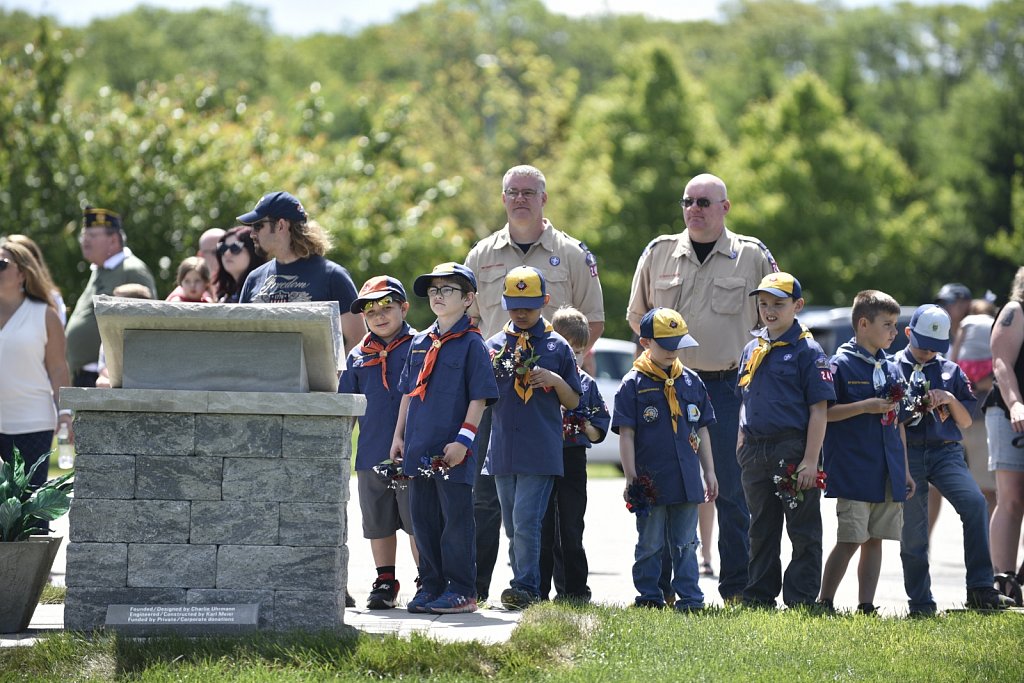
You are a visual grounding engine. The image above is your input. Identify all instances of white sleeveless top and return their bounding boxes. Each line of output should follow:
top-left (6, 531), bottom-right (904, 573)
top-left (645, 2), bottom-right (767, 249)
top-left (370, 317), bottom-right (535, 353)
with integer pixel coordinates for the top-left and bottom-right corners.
top-left (0, 299), bottom-right (57, 434)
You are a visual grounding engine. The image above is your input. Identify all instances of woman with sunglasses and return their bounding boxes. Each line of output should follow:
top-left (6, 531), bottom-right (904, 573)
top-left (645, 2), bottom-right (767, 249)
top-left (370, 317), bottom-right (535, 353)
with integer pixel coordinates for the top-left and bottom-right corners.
top-left (0, 238), bottom-right (71, 500)
top-left (214, 225), bottom-right (266, 303)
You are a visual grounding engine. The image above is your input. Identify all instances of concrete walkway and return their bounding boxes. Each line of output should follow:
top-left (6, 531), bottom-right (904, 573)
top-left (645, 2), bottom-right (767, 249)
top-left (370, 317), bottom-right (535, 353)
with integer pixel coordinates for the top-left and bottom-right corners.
top-left (2, 475), bottom-right (996, 647)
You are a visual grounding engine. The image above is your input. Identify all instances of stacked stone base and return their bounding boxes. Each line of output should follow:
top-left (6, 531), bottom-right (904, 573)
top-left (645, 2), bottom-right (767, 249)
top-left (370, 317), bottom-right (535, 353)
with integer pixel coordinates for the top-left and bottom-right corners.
top-left (61, 389), bottom-right (363, 632)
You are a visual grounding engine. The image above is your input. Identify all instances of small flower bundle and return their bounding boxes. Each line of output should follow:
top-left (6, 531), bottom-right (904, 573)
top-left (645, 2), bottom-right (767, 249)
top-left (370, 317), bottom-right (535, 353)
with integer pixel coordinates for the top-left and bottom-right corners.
top-left (490, 341), bottom-right (541, 381)
top-left (562, 405), bottom-right (601, 440)
top-left (372, 459), bottom-right (410, 490)
top-left (626, 474), bottom-right (658, 517)
top-left (418, 454), bottom-right (451, 480)
top-left (879, 380), bottom-right (906, 426)
top-left (772, 460), bottom-right (827, 510)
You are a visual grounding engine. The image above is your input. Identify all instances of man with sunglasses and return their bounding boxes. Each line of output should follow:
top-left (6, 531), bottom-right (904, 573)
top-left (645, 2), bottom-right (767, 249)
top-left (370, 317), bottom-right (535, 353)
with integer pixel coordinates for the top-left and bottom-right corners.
top-left (627, 172), bottom-right (779, 604)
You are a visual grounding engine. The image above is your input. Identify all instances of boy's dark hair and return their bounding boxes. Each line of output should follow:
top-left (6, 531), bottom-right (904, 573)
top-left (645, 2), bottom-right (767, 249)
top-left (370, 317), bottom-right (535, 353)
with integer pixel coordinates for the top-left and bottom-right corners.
top-left (435, 274), bottom-right (475, 297)
top-left (851, 290), bottom-right (900, 327)
top-left (551, 306), bottom-right (590, 348)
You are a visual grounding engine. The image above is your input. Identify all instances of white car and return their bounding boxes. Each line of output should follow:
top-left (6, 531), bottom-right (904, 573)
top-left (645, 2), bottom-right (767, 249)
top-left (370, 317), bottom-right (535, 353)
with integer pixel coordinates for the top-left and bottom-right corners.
top-left (581, 337), bottom-right (637, 466)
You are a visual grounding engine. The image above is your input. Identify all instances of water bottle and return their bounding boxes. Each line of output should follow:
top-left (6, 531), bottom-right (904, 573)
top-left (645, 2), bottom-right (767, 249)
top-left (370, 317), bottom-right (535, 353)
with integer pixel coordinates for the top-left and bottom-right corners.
top-left (57, 423), bottom-right (75, 470)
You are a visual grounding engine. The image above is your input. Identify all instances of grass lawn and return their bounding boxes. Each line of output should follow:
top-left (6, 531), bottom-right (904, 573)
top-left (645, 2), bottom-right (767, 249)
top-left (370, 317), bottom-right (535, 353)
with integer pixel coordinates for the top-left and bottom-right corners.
top-left (3, 603), bottom-right (1022, 682)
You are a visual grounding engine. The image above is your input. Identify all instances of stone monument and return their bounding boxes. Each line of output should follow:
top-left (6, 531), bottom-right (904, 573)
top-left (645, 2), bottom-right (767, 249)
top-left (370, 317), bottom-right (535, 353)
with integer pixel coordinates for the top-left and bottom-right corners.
top-left (60, 297), bottom-right (365, 632)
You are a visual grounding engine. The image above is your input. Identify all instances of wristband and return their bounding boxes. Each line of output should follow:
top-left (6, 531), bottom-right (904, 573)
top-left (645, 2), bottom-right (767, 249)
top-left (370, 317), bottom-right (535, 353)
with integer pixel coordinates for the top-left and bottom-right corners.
top-left (58, 409), bottom-right (73, 417)
top-left (455, 422), bottom-right (478, 449)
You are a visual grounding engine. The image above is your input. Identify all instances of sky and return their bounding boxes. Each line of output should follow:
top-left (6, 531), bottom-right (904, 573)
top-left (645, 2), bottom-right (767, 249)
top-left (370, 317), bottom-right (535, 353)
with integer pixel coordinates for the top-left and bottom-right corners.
top-left (0, 0), bottom-right (994, 36)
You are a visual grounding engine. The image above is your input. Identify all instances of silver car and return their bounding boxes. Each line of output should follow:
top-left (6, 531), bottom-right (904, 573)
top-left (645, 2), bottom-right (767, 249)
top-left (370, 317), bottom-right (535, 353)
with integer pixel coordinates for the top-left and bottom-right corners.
top-left (581, 337), bottom-right (637, 466)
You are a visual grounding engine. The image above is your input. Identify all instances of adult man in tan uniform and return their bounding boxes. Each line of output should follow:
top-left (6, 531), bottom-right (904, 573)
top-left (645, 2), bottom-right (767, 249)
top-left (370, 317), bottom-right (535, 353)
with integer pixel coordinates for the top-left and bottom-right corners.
top-left (465, 164), bottom-right (605, 602)
top-left (627, 172), bottom-right (778, 602)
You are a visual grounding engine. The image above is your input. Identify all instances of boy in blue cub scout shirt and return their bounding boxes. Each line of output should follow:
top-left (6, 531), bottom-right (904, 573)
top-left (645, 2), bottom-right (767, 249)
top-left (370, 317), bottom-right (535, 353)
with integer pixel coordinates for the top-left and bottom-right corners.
top-left (736, 272), bottom-right (835, 609)
top-left (339, 276), bottom-right (419, 611)
top-left (818, 290), bottom-right (915, 614)
top-left (539, 306), bottom-right (611, 603)
top-left (612, 308), bottom-right (719, 611)
top-left (895, 304), bottom-right (1014, 614)
top-left (484, 266), bottom-right (583, 610)
top-left (390, 263), bottom-right (499, 615)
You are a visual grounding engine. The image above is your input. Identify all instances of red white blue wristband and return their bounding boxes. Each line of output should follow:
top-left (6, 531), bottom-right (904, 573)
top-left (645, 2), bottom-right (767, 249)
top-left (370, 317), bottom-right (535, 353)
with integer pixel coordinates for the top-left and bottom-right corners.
top-left (455, 422), bottom-right (478, 450)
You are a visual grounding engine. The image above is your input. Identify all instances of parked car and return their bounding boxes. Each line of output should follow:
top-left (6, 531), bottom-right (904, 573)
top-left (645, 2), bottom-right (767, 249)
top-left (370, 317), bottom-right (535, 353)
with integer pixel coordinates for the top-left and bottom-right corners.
top-left (583, 337), bottom-right (636, 466)
top-left (800, 305), bottom-right (918, 356)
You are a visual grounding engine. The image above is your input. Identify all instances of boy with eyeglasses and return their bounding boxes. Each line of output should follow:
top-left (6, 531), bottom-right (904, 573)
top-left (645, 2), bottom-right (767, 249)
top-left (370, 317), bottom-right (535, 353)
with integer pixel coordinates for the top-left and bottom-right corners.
top-left (391, 263), bottom-right (498, 614)
top-left (339, 276), bottom-right (420, 610)
top-left (483, 266), bottom-right (583, 610)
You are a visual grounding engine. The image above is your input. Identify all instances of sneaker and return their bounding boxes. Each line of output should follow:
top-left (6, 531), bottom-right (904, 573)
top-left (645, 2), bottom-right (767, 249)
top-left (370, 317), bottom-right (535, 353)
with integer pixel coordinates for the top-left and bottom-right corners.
top-left (633, 598), bottom-right (666, 609)
top-left (908, 605), bottom-right (937, 618)
top-left (815, 598), bottom-right (837, 615)
top-left (407, 588), bottom-right (437, 614)
top-left (967, 586), bottom-right (1015, 610)
top-left (367, 577), bottom-right (400, 610)
top-left (994, 572), bottom-right (1023, 606)
top-left (500, 587), bottom-right (538, 611)
top-left (856, 603), bottom-right (878, 615)
top-left (674, 603), bottom-right (704, 614)
top-left (427, 591), bottom-right (478, 614)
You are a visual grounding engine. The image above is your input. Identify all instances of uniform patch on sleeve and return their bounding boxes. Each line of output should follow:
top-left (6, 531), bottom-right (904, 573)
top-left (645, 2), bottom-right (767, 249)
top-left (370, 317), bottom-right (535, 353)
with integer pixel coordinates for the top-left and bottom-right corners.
top-left (579, 241), bottom-right (599, 277)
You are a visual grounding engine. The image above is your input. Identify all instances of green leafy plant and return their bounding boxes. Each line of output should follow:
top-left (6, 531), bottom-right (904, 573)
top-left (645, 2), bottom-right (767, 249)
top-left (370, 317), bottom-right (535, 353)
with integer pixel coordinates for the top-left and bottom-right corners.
top-left (0, 447), bottom-right (73, 542)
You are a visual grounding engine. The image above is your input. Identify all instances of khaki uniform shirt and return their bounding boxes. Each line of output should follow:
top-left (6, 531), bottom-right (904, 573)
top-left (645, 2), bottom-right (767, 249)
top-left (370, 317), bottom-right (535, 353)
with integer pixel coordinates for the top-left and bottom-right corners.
top-left (627, 228), bottom-right (778, 372)
top-left (466, 219), bottom-right (605, 338)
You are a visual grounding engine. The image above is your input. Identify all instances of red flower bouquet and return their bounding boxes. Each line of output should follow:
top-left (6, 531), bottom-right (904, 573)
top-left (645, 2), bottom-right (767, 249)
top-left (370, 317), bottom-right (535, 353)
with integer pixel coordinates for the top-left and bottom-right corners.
top-left (773, 460), bottom-right (827, 510)
top-left (626, 474), bottom-right (658, 517)
top-left (879, 381), bottom-right (906, 426)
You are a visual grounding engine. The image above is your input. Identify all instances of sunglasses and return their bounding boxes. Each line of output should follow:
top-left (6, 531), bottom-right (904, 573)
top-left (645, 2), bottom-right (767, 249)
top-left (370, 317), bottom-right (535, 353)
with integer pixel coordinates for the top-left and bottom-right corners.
top-left (218, 242), bottom-right (244, 255)
top-left (0, 258), bottom-right (8, 271)
top-left (680, 197), bottom-right (726, 209)
top-left (362, 295), bottom-right (396, 312)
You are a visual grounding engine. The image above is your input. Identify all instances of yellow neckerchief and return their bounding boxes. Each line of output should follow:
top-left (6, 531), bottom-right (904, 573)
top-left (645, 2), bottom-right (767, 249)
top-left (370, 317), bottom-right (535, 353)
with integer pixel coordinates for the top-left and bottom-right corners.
top-left (737, 325), bottom-right (813, 388)
top-left (632, 350), bottom-right (685, 433)
top-left (503, 319), bottom-right (554, 403)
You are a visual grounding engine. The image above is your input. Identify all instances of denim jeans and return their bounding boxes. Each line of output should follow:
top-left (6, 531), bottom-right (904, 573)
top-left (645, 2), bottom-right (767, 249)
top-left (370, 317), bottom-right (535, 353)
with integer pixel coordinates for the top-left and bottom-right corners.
top-left (634, 503), bottom-right (703, 608)
top-left (901, 442), bottom-right (995, 612)
top-left (409, 476), bottom-right (476, 598)
top-left (495, 473), bottom-right (555, 597)
top-left (473, 407), bottom-right (502, 599)
top-left (739, 433), bottom-right (822, 606)
top-left (703, 378), bottom-right (750, 599)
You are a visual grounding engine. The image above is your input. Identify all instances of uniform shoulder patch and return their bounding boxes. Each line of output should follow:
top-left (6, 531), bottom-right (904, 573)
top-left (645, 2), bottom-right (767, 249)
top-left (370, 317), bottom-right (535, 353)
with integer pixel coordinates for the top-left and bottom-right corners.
top-left (578, 240), bottom-right (599, 277)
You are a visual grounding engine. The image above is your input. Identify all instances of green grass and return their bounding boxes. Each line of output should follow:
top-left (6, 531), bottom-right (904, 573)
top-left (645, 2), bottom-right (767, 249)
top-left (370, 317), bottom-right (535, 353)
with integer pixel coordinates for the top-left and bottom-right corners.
top-left (3, 603), bottom-right (1022, 682)
top-left (37, 585), bottom-right (66, 605)
top-left (584, 463), bottom-right (622, 479)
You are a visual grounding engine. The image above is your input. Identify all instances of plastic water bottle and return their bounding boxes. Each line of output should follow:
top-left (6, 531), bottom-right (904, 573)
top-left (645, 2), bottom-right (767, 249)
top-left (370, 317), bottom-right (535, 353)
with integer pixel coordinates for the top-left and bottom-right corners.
top-left (57, 423), bottom-right (75, 470)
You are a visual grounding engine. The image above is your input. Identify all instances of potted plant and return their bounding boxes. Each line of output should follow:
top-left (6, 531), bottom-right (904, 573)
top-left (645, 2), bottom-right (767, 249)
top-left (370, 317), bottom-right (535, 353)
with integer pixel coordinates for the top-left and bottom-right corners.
top-left (0, 446), bottom-right (73, 633)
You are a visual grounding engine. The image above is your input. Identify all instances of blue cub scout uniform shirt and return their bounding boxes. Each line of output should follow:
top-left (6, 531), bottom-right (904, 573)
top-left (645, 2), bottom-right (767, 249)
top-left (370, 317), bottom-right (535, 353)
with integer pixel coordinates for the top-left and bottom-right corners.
top-left (338, 322), bottom-right (414, 471)
top-left (483, 319), bottom-right (583, 477)
top-left (396, 314), bottom-right (499, 485)
top-left (611, 366), bottom-right (716, 505)
top-left (737, 319), bottom-right (837, 437)
top-left (822, 339), bottom-right (908, 502)
top-left (563, 369), bottom-right (611, 449)
top-left (894, 347), bottom-right (976, 443)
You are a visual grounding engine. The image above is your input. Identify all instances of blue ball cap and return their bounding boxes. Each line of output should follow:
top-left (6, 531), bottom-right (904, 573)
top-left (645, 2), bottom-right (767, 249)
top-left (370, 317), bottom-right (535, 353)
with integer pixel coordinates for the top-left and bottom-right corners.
top-left (413, 262), bottom-right (478, 297)
top-left (237, 191), bottom-right (307, 224)
top-left (908, 304), bottom-right (951, 353)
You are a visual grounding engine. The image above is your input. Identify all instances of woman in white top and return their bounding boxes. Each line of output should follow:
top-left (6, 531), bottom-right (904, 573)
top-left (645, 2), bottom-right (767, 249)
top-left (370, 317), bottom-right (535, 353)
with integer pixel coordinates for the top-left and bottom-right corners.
top-left (0, 239), bottom-right (71, 494)
top-left (4, 234), bottom-right (67, 325)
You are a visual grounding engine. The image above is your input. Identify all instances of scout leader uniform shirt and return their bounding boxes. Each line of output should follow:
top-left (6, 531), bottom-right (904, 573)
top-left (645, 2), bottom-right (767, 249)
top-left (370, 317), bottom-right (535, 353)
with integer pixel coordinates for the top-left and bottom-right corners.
top-left (338, 322), bottom-right (414, 471)
top-left (822, 339), bottom-right (908, 503)
top-left (611, 365), bottom-right (716, 505)
top-left (894, 347), bottom-right (977, 444)
top-left (736, 320), bottom-right (836, 438)
top-left (465, 219), bottom-right (604, 338)
top-left (483, 318), bottom-right (583, 477)
top-left (627, 228), bottom-right (777, 372)
top-left (563, 369), bottom-right (611, 449)
top-left (396, 314), bottom-right (498, 485)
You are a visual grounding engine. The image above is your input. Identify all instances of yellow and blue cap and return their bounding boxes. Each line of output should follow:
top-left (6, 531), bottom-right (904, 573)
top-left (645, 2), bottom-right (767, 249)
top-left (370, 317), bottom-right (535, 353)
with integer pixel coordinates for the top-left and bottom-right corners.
top-left (639, 308), bottom-right (699, 351)
top-left (749, 272), bottom-right (802, 299)
top-left (413, 262), bottom-right (478, 297)
top-left (501, 266), bottom-right (547, 310)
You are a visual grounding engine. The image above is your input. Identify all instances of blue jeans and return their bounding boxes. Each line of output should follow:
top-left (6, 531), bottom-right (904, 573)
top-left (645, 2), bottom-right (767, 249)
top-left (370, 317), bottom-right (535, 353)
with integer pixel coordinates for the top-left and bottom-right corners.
top-left (495, 474), bottom-right (554, 597)
top-left (901, 442), bottom-right (995, 612)
top-left (634, 503), bottom-right (702, 608)
top-left (409, 476), bottom-right (476, 598)
top-left (703, 377), bottom-right (750, 599)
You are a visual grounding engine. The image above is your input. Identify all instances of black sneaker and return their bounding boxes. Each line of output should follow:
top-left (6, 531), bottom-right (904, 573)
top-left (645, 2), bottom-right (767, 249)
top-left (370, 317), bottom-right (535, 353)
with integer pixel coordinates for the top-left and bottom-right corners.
top-left (967, 586), bottom-right (1015, 610)
top-left (500, 587), bottom-right (538, 611)
top-left (856, 603), bottom-right (878, 615)
top-left (367, 577), bottom-right (400, 610)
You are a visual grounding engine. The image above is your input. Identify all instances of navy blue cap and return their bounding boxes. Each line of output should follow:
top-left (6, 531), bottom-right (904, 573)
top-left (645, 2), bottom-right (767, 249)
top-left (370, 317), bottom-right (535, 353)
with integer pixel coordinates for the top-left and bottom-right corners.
top-left (413, 262), bottom-right (478, 296)
top-left (237, 191), bottom-right (307, 224)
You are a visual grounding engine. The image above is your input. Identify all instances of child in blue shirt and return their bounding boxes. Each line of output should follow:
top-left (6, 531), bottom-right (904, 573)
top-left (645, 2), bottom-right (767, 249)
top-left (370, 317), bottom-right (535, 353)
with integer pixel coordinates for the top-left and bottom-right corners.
top-left (896, 304), bottom-right (1013, 614)
top-left (484, 266), bottom-right (583, 610)
top-left (736, 272), bottom-right (836, 609)
top-left (339, 276), bottom-right (419, 610)
top-left (818, 290), bottom-right (914, 614)
top-left (539, 306), bottom-right (611, 603)
top-left (613, 307), bottom-right (718, 611)
top-left (391, 262), bottom-right (498, 614)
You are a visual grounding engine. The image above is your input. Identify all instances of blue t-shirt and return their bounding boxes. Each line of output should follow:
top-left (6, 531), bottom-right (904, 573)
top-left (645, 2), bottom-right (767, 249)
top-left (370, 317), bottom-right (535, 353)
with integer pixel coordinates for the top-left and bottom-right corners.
top-left (240, 254), bottom-right (358, 314)
top-left (612, 365), bottom-right (716, 505)
top-left (737, 320), bottom-right (836, 438)
top-left (396, 315), bottom-right (498, 485)
top-left (338, 323), bottom-right (414, 470)
top-left (822, 339), bottom-right (908, 502)
top-left (894, 347), bottom-right (976, 444)
top-left (563, 369), bottom-right (611, 449)
top-left (483, 319), bottom-right (583, 476)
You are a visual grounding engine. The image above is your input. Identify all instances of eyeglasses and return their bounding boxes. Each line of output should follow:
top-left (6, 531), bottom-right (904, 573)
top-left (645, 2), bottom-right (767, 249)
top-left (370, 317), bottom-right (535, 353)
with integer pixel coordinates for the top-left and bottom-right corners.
top-left (680, 197), bottom-right (726, 209)
top-left (427, 286), bottom-right (463, 298)
top-left (217, 242), bottom-right (244, 255)
top-left (504, 189), bottom-right (539, 200)
top-left (0, 258), bottom-right (9, 272)
top-left (362, 295), bottom-right (395, 312)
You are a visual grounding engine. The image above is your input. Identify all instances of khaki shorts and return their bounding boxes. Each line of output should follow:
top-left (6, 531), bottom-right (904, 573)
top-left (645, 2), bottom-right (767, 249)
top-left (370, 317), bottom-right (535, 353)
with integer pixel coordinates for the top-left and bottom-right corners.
top-left (836, 496), bottom-right (903, 543)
